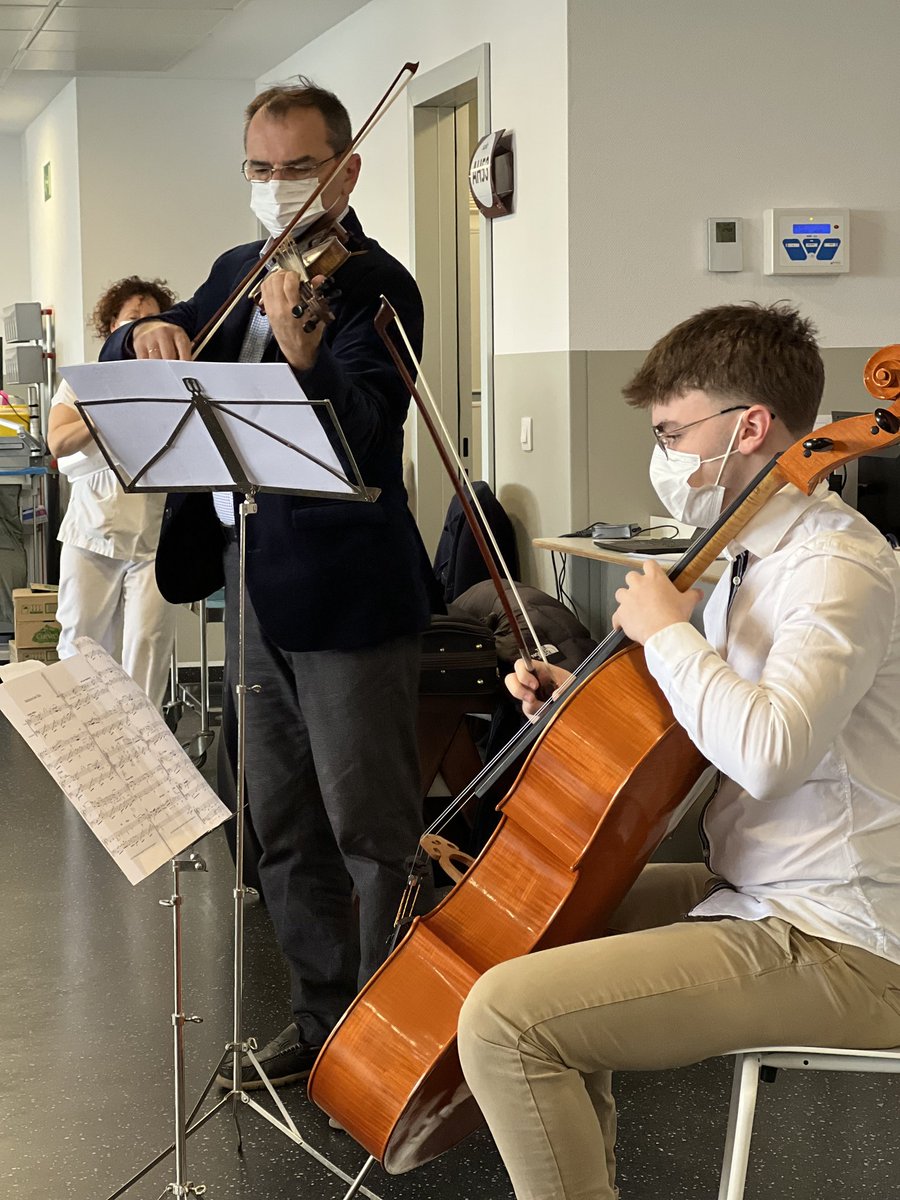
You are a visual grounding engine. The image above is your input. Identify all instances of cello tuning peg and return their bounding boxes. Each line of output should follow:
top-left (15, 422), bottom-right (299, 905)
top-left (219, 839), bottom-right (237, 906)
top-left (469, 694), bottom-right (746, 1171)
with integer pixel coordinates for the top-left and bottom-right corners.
top-left (801, 436), bottom-right (834, 458)
top-left (873, 407), bottom-right (900, 435)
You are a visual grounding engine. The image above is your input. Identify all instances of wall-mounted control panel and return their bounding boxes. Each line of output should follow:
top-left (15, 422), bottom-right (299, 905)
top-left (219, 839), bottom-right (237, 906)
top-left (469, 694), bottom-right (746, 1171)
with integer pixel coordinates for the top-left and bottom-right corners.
top-left (764, 208), bottom-right (849, 275)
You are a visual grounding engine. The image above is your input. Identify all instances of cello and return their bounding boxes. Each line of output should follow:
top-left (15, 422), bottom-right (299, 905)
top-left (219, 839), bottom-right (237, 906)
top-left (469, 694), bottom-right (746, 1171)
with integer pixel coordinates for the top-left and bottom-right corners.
top-left (308, 340), bottom-right (900, 1176)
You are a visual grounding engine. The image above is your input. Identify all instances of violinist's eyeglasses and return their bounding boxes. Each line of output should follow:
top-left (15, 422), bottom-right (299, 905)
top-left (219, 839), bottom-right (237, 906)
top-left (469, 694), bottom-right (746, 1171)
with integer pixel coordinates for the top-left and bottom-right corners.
top-left (241, 154), bottom-right (340, 183)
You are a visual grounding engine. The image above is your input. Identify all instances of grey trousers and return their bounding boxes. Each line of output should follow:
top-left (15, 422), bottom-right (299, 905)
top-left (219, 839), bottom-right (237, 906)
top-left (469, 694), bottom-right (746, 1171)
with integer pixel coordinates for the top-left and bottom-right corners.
top-left (224, 542), bottom-right (431, 1045)
top-left (458, 863), bottom-right (900, 1200)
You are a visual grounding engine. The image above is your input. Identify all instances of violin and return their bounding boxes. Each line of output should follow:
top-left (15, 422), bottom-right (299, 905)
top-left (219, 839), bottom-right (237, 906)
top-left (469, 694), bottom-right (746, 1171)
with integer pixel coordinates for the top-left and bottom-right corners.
top-left (246, 214), bottom-right (351, 333)
top-left (307, 343), bottom-right (900, 1175)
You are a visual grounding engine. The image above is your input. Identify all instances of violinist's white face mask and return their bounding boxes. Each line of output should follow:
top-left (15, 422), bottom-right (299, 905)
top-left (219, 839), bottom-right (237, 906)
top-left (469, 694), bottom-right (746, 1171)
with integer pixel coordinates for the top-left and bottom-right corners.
top-left (649, 414), bottom-right (744, 527)
top-left (250, 178), bottom-right (326, 238)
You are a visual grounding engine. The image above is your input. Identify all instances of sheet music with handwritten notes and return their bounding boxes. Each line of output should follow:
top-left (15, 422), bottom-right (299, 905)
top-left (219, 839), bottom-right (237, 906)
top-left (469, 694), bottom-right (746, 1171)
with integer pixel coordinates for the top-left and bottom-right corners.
top-left (0, 639), bottom-right (230, 884)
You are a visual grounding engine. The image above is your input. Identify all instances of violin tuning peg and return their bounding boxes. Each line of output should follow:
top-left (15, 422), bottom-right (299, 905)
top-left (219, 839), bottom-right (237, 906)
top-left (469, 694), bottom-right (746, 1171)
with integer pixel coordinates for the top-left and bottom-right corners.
top-left (303, 318), bottom-right (320, 334)
top-left (291, 303), bottom-right (306, 320)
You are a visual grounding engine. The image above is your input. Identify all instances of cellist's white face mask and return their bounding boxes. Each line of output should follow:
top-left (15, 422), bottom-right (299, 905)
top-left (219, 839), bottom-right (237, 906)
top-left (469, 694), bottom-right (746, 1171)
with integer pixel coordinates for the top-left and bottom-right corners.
top-left (649, 414), bottom-right (743, 527)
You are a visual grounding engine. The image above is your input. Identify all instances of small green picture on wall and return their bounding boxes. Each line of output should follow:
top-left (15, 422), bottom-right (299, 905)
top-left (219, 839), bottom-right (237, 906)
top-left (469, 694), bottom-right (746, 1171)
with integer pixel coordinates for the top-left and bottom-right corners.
top-left (43, 162), bottom-right (51, 201)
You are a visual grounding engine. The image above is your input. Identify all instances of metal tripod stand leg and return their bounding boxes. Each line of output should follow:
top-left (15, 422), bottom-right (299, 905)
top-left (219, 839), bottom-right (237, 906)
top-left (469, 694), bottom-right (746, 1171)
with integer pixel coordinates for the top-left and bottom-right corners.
top-left (105, 492), bottom-right (384, 1200)
top-left (159, 854), bottom-right (208, 1199)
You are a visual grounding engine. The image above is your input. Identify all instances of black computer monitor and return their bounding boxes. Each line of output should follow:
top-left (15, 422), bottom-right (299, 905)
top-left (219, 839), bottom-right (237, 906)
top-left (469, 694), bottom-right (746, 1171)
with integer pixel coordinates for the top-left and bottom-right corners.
top-left (830, 410), bottom-right (900, 545)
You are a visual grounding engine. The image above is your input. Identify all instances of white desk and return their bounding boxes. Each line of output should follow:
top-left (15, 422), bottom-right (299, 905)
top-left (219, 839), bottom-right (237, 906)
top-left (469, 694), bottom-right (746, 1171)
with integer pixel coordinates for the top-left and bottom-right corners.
top-left (533, 536), bottom-right (726, 581)
top-left (533, 535), bottom-right (725, 638)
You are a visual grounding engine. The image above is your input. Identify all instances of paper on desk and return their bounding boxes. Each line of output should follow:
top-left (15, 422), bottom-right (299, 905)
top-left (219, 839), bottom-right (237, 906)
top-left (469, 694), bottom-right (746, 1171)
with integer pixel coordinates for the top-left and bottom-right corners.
top-left (59, 359), bottom-right (355, 496)
top-left (0, 639), bottom-right (230, 885)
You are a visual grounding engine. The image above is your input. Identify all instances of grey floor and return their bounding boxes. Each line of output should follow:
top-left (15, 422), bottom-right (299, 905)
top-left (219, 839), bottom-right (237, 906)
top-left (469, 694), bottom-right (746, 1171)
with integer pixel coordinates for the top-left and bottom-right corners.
top-left (1, 705), bottom-right (898, 1200)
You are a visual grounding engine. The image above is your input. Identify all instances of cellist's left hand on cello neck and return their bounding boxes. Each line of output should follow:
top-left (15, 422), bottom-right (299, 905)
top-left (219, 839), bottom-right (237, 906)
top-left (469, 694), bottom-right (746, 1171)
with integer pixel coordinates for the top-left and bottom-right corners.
top-left (505, 658), bottom-right (574, 722)
top-left (612, 558), bottom-right (703, 645)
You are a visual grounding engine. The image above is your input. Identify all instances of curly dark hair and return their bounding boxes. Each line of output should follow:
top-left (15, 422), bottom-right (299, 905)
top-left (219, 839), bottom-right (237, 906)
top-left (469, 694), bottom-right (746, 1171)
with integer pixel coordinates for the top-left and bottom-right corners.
top-left (90, 276), bottom-right (178, 340)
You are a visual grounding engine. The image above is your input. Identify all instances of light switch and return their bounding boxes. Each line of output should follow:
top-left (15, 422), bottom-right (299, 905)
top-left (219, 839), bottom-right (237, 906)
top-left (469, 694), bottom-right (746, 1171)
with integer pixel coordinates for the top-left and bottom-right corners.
top-left (520, 416), bottom-right (533, 452)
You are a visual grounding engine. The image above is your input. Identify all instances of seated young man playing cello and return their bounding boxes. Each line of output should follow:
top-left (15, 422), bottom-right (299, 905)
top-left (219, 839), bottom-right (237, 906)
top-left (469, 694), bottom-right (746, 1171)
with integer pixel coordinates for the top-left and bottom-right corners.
top-left (458, 302), bottom-right (900, 1200)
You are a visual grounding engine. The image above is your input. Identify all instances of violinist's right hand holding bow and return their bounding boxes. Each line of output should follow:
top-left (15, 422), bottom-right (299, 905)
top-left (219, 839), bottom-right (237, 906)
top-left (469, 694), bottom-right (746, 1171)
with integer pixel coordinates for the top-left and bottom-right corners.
top-left (505, 659), bottom-right (574, 721)
top-left (133, 320), bottom-right (192, 361)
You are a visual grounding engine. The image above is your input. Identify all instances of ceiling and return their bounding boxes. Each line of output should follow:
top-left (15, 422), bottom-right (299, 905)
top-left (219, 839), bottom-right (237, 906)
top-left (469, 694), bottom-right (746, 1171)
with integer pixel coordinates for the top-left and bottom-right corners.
top-left (0, 0), bottom-right (372, 136)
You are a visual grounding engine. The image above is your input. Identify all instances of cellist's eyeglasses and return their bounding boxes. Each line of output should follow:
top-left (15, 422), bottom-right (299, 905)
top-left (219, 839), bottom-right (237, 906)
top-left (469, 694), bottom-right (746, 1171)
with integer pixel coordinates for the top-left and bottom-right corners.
top-left (652, 405), bottom-right (750, 458)
top-left (241, 155), bottom-right (340, 183)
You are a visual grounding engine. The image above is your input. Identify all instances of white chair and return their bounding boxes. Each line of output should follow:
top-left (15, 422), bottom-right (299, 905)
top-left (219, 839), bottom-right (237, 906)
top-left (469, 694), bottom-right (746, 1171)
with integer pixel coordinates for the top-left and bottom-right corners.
top-left (718, 1044), bottom-right (900, 1200)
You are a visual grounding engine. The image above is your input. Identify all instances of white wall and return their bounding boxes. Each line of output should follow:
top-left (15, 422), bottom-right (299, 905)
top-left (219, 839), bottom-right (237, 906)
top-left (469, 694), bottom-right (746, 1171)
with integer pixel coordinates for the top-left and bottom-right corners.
top-left (568, 0), bottom-right (900, 351)
top-left (260, 0), bottom-right (570, 356)
top-left (0, 136), bottom-right (31, 316)
top-left (24, 82), bottom-right (84, 374)
top-left (20, 77), bottom-right (257, 374)
top-left (75, 77), bottom-right (257, 362)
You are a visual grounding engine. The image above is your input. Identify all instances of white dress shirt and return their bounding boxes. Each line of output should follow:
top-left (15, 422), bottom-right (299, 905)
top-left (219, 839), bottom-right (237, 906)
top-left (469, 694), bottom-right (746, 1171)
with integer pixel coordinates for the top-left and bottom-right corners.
top-left (644, 482), bottom-right (900, 962)
top-left (52, 381), bottom-right (165, 561)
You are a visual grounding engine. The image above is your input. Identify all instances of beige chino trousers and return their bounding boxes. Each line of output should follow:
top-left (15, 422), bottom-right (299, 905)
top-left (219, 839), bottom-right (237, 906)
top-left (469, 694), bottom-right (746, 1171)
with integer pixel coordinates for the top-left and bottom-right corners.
top-left (458, 863), bottom-right (900, 1200)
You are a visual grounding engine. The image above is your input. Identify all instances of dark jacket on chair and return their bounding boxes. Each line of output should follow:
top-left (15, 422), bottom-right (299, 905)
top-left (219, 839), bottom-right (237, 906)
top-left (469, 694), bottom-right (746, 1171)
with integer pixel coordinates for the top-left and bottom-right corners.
top-left (433, 481), bottom-right (520, 604)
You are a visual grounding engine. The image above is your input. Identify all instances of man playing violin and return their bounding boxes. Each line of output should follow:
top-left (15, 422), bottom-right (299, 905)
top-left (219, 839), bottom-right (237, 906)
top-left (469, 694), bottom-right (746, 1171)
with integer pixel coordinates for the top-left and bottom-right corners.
top-left (459, 302), bottom-right (900, 1200)
top-left (102, 80), bottom-right (434, 1088)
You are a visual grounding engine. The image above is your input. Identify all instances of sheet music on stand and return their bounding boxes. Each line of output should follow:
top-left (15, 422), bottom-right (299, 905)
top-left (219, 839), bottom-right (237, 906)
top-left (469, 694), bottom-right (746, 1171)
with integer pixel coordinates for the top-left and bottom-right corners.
top-left (59, 359), bottom-right (370, 500)
top-left (0, 639), bottom-right (230, 884)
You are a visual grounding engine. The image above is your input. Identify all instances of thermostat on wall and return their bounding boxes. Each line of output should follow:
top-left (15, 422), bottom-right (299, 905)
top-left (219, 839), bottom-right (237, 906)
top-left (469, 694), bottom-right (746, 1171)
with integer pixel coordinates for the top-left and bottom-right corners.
top-left (764, 208), bottom-right (849, 275)
top-left (707, 218), bottom-right (743, 272)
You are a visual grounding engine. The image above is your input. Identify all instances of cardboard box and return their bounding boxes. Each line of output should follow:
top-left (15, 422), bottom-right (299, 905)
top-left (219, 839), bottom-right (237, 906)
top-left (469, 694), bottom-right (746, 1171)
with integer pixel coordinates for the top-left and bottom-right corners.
top-left (12, 587), bottom-right (61, 648)
top-left (8, 640), bottom-right (59, 665)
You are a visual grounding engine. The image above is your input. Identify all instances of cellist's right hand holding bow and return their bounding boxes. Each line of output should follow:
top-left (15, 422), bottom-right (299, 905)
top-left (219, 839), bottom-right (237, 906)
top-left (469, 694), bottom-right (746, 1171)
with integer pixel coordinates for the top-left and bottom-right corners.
top-left (505, 659), bottom-right (574, 721)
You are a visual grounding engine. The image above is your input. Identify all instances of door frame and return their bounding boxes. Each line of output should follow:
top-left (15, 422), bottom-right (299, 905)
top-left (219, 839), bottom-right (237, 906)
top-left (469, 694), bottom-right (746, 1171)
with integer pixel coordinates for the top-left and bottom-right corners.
top-left (408, 44), bottom-right (495, 504)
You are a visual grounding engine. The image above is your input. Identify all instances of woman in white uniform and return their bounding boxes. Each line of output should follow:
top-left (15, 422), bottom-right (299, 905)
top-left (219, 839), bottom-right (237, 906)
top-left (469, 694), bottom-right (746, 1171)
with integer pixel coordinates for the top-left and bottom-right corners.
top-left (47, 277), bottom-right (178, 707)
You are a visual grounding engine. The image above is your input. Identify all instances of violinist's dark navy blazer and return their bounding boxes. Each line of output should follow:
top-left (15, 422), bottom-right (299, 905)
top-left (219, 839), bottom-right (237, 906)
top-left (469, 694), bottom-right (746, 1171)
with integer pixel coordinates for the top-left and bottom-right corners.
top-left (101, 209), bottom-right (432, 653)
top-left (102, 209), bottom-right (434, 1055)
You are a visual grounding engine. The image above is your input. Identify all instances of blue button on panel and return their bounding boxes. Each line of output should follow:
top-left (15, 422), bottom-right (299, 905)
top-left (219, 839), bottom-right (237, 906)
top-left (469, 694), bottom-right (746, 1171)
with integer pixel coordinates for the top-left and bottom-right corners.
top-left (802, 237), bottom-right (821, 253)
top-left (783, 238), bottom-right (807, 261)
top-left (817, 238), bottom-right (841, 261)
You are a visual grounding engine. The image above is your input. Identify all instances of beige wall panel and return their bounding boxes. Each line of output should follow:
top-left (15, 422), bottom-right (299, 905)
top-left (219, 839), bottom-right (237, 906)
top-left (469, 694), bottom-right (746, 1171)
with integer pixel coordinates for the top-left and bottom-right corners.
top-left (821, 347), bottom-right (879, 416)
top-left (494, 351), bottom-right (572, 592)
top-left (585, 350), bottom-right (658, 531)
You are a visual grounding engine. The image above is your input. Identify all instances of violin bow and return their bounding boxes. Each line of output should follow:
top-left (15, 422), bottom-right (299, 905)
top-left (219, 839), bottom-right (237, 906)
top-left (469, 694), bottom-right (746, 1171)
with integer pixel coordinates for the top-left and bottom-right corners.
top-left (375, 297), bottom-right (549, 671)
top-left (191, 61), bottom-right (420, 360)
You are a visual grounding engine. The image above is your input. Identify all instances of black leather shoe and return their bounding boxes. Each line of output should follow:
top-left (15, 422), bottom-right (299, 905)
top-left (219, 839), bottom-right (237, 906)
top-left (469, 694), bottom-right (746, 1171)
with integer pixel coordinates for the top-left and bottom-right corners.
top-left (216, 1022), bottom-right (322, 1091)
